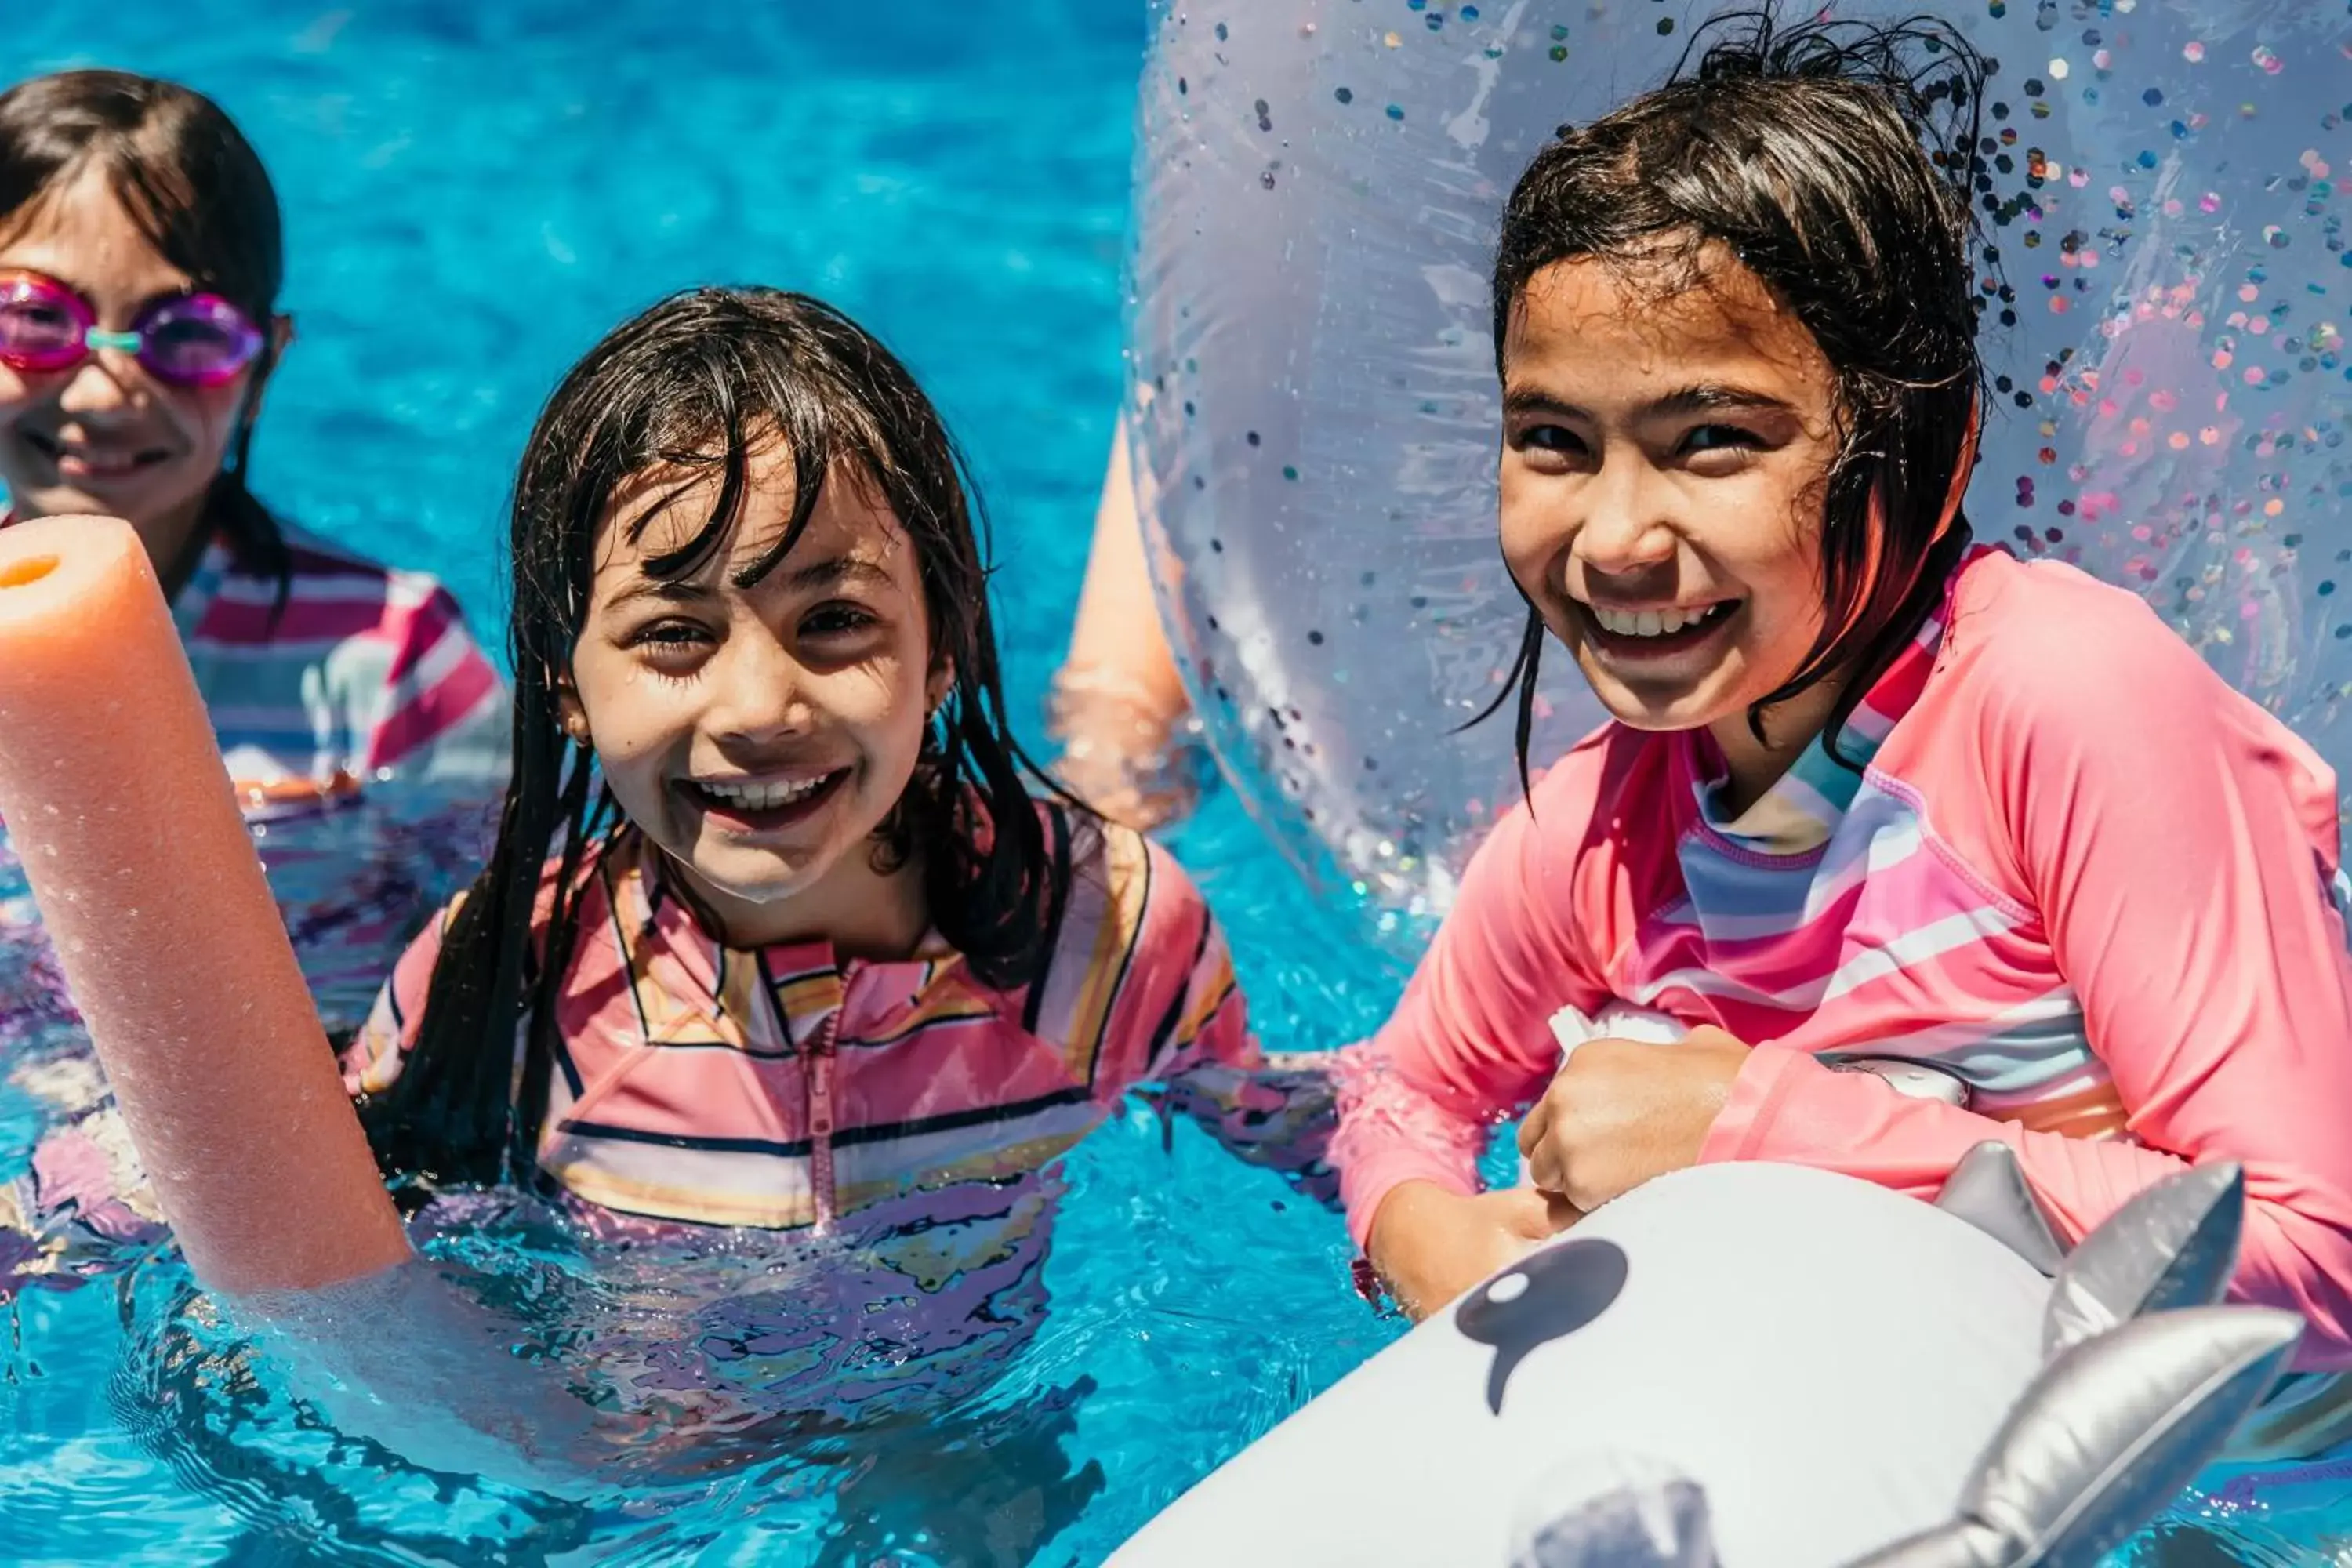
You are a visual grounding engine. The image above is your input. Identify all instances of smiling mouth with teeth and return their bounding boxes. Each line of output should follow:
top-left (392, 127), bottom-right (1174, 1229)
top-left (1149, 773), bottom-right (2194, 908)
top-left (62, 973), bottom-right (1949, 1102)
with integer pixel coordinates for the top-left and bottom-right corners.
top-left (24, 430), bottom-right (171, 479)
top-left (691, 774), bottom-right (837, 812)
top-left (1583, 601), bottom-right (1738, 640)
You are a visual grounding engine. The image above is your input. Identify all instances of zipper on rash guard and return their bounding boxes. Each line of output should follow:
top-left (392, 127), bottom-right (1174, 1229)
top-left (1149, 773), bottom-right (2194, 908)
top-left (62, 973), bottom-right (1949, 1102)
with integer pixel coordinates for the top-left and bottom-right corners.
top-left (806, 1006), bottom-right (841, 1234)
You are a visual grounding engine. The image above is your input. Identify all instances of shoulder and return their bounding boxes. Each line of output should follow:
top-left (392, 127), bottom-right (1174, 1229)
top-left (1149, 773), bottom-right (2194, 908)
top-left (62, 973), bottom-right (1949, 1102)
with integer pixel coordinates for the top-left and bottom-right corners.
top-left (348, 836), bottom-right (624, 1096)
top-left (1029, 797), bottom-right (1225, 989)
top-left (277, 523), bottom-right (450, 602)
top-left (274, 521), bottom-right (399, 580)
top-left (1931, 550), bottom-right (2338, 846)
top-left (543, 832), bottom-right (631, 927)
top-left (1947, 548), bottom-right (2186, 676)
top-left (253, 523), bottom-right (417, 610)
top-left (256, 532), bottom-right (505, 772)
top-left (1054, 798), bottom-right (1182, 889)
top-left (284, 526), bottom-right (492, 650)
top-left (1942, 550), bottom-right (2250, 744)
top-left (1534, 718), bottom-right (1663, 816)
top-left (206, 522), bottom-right (484, 646)
top-left (1418, 720), bottom-right (1680, 997)
top-left (345, 887), bottom-right (472, 1091)
top-left (1040, 798), bottom-right (1200, 944)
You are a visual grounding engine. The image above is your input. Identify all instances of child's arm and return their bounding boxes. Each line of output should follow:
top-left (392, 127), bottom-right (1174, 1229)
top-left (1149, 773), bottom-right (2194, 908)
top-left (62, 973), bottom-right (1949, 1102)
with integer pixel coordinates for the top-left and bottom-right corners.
top-left (1109, 837), bottom-right (1348, 1195)
top-left (1047, 419), bottom-right (1199, 831)
top-left (0, 937), bottom-right (438, 1303)
top-left (1333, 789), bottom-right (1612, 1311)
top-left (1699, 615), bottom-right (2352, 1370)
top-left (0, 858), bottom-right (459, 1300)
top-left (1145, 1061), bottom-right (1340, 1205)
top-left (340, 892), bottom-right (463, 1102)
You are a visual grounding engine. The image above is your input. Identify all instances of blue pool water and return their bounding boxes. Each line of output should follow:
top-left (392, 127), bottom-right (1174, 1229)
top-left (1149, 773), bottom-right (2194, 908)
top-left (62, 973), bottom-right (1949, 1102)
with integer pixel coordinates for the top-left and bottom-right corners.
top-left (0, 4), bottom-right (1406, 1563)
top-left (0, 4), bottom-right (2344, 1564)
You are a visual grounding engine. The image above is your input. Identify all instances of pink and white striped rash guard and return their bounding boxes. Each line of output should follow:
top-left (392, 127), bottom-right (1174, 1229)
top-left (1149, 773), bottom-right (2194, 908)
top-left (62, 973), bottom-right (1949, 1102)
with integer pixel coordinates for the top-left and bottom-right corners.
top-left (1335, 546), bottom-right (2352, 1373)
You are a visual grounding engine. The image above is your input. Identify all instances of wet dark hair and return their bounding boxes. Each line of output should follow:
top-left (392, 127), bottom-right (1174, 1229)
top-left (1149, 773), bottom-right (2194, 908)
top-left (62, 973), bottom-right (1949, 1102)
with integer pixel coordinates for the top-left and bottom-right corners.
top-left (1481, 8), bottom-right (1989, 784)
top-left (0, 70), bottom-right (289, 591)
top-left (360, 286), bottom-right (1074, 1186)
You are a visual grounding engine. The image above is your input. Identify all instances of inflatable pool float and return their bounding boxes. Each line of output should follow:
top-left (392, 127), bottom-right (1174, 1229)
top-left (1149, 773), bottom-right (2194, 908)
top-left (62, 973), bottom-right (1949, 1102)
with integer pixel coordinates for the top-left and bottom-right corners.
top-left (1112, 1145), bottom-right (2298, 1567)
top-left (1128, 0), bottom-right (2352, 953)
top-left (1119, 0), bottom-right (2350, 1555)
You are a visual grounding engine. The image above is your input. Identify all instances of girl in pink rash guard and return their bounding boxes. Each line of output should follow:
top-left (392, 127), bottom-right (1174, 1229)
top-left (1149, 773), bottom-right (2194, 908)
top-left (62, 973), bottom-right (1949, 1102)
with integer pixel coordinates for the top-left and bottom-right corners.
top-left (1333, 13), bottom-right (2352, 1430)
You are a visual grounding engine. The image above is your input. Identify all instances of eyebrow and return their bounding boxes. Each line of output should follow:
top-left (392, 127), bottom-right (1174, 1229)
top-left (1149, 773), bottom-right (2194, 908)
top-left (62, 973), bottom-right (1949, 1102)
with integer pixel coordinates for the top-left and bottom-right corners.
top-left (771, 555), bottom-right (895, 593)
top-left (605, 554), bottom-right (895, 608)
top-left (604, 576), bottom-right (712, 611)
top-left (1501, 383), bottom-right (1798, 420)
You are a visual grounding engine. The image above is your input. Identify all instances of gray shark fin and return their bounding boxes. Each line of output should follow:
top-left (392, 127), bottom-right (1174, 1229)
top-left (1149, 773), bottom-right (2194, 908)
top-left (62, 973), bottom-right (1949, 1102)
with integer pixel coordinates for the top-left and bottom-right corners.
top-left (1932, 1142), bottom-right (2067, 1277)
top-left (1844, 1307), bottom-right (2301, 1568)
top-left (2042, 1163), bottom-right (2245, 1358)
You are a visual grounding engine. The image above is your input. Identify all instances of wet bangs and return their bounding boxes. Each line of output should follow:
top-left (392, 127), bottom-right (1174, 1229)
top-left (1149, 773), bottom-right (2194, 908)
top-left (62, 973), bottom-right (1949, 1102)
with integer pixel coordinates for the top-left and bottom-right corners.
top-left (565, 327), bottom-right (913, 603)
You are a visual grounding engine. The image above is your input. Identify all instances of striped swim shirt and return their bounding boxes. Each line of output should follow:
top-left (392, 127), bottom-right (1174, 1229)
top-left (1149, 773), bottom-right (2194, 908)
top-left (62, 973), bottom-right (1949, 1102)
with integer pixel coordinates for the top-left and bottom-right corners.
top-left (1334, 544), bottom-right (2352, 1379)
top-left (167, 524), bottom-right (506, 802)
top-left (344, 802), bottom-right (1254, 1231)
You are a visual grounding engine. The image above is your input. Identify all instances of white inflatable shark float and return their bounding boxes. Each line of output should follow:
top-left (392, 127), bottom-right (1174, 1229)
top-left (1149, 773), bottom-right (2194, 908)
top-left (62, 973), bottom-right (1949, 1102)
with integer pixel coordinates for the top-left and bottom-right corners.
top-left (1111, 1145), bottom-right (2299, 1568)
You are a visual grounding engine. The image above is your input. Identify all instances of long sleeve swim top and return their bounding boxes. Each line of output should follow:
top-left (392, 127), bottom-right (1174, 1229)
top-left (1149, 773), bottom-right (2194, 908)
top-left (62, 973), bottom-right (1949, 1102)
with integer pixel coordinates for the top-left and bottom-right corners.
top-left (1333, 546), bottom-right (2352, 1371)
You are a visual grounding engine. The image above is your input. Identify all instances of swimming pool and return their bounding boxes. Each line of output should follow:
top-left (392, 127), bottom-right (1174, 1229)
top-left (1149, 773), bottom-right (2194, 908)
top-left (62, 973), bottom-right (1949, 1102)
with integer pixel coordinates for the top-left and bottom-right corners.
top-left (0, 3), bottom-right (1407, 1562)
top-left (0, 2), bottom-right (2342, 1563)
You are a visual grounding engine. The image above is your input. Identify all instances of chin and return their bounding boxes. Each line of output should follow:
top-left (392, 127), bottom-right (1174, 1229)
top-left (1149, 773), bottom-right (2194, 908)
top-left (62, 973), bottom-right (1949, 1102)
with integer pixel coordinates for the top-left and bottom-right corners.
top-left (1592, 704), bottom-right (1690, 735)
top-left (24, 478), bottom-right (181, 529)
top-left (1577, 672), bottom-right (1717, 737)
top-left (688, 829), bottom-right (864, 906)
top-left (1599, 681), bottom-right (1769, 740)
top-left (1570, 644), bottom-right (1764, 738)
top-left (7, 479), bottom-right (87, 516)
top-left (692, 858), bottom-right (820, 908)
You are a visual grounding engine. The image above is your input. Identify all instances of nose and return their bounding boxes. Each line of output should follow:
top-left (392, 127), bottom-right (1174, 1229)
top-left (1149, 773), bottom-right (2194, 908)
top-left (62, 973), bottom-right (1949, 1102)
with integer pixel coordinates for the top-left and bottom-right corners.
top-left (704, 629), bottom-right (815, 746)
top-left (54, 351), bottom-right (141, 419)
top-left (1572, 457), bottom-right (1679, 580)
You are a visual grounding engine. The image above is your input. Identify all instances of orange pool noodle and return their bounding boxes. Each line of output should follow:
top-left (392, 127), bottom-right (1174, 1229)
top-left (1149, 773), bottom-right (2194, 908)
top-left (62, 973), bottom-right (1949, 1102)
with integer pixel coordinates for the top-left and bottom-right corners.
top-left (0, 516), bottom-right (412, 1294)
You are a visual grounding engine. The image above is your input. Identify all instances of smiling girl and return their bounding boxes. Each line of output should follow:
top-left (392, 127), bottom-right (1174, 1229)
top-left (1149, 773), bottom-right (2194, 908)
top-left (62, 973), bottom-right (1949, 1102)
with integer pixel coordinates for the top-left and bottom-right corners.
top-left (1333, 14), bottom-right (2352, 1399)
top-left (344, 286), bottom-right (1252, 1234)
top-left (0, 71), bottom-right (503, 801)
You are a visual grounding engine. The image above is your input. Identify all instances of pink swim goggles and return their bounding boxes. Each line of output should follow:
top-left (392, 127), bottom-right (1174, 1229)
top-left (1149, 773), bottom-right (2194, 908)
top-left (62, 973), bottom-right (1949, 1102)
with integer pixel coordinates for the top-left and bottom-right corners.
top-left (0, 268), bottom-right (265, 389)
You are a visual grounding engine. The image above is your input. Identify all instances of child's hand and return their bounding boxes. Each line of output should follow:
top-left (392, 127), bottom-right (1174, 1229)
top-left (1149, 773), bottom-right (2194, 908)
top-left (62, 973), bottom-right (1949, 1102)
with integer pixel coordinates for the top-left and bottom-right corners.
top-left (1364, 1181), bottom-right (1577, 1320)
top-left (1517, 1028), bottom-right (1751, 1213)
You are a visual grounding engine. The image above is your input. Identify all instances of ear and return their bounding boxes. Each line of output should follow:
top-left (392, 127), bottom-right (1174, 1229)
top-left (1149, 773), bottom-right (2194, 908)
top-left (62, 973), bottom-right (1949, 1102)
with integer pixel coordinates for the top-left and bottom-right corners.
top-left (925, 657), bottom-right (956, 720)
top-left (2042, 1162), bottom-right (2243, 1357)
top-left (554, 674), bottom-right (590, 746)
top-left (237, 314), bottom-right (297, 431)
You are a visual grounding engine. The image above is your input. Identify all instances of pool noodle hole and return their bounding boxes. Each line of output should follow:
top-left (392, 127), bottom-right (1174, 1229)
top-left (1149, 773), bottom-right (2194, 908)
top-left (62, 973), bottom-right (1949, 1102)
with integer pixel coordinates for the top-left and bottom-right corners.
top-left (0, 555), bottom-right (60, 589)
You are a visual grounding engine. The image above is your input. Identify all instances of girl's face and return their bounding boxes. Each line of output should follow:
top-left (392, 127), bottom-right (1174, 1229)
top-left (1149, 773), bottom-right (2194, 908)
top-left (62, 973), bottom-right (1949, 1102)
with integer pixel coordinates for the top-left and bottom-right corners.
top-left (0, 166), bottom-right (278, 568)
top-left (1498, 247), bottom-right (1846, 779)
top-left (566, 440), bottom-right (949, 950)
